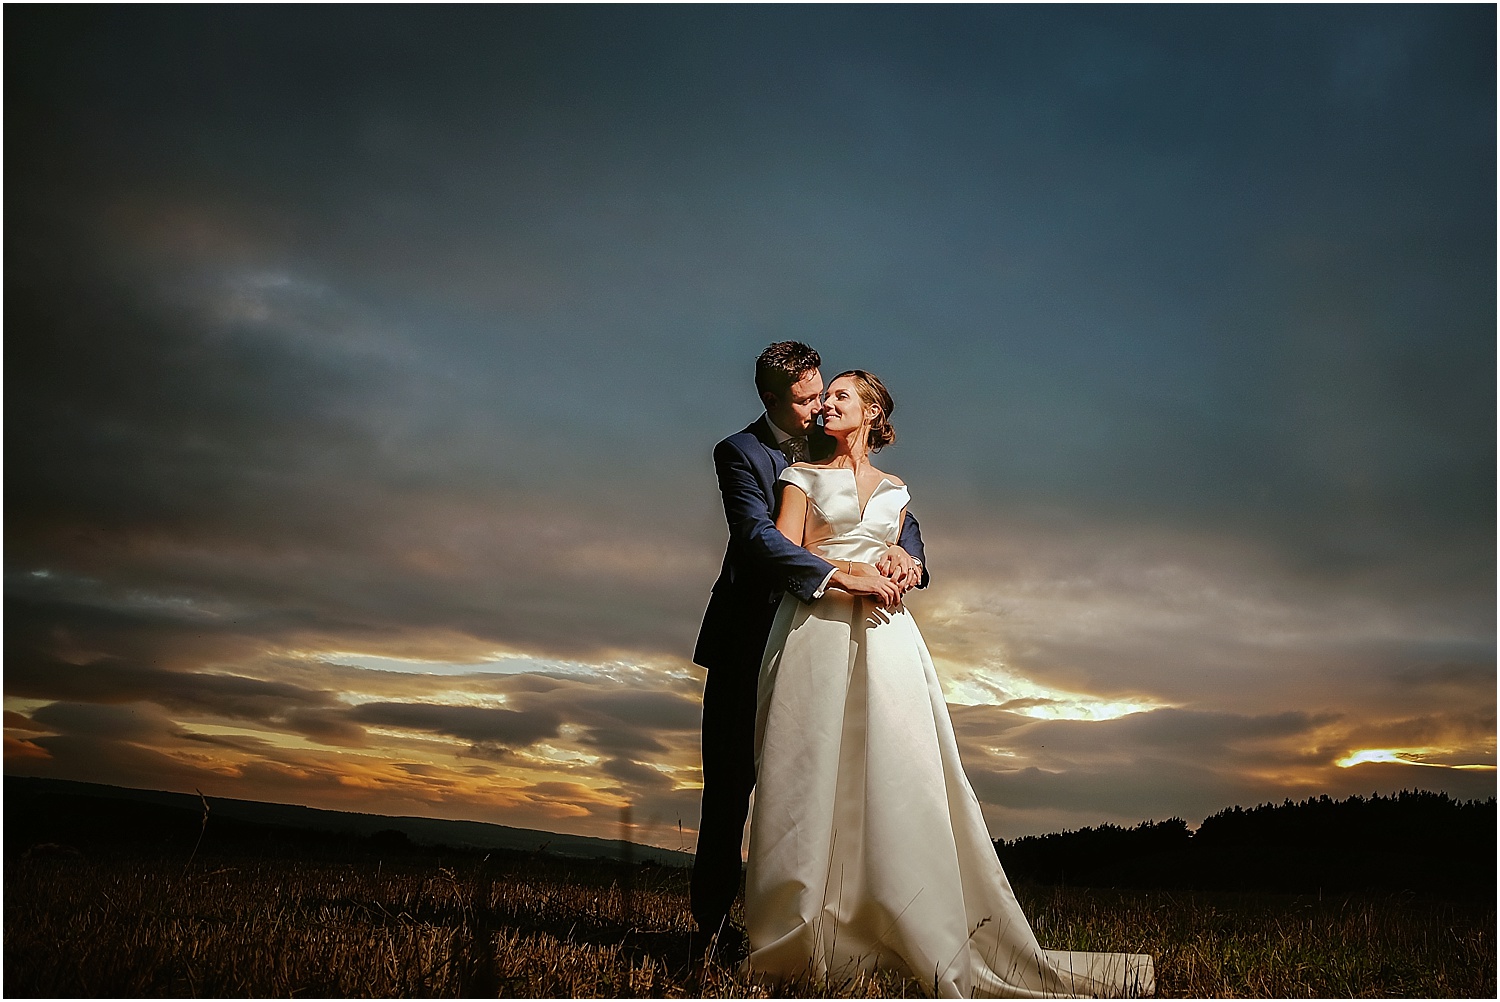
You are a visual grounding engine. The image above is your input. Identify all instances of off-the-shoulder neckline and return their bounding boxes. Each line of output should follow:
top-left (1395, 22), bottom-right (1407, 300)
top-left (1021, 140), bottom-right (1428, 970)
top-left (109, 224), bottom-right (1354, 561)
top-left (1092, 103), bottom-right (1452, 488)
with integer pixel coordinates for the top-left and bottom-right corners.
top-left (784, 465), bottom-right (907, 519)
top-left (785, 462), bottom-right (906, 487)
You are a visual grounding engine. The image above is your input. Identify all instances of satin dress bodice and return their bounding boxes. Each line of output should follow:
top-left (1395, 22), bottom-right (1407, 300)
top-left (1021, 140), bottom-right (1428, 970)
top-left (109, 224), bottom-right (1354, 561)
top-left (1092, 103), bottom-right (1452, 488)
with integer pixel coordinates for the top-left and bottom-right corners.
top-left (777, 465), bottom-right (909, 567)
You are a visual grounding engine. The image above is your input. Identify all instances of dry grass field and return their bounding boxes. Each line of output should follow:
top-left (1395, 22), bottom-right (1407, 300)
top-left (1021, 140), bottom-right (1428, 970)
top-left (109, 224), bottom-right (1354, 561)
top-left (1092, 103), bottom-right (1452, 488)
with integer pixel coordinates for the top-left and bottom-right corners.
top-left (5, 850), bottom-right (1493, 998)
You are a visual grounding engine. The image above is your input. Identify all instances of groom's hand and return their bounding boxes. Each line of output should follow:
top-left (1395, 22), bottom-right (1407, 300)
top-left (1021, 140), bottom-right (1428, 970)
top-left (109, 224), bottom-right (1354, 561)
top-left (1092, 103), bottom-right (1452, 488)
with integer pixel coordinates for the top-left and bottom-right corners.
top-left (877, 545), bottom-right (921, 593)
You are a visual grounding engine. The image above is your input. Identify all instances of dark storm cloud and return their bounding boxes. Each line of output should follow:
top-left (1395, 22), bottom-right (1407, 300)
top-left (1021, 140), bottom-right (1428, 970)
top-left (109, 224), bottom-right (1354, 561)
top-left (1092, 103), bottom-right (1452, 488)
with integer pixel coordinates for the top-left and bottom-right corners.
top-left (1021, 709), bottom-right (1340, 756)
top-left (19, 733), bottom-right (231, 796)
top-left (503, 680), bottom-right (703, 757)
top-left (968, 760), bottom-right (1253, 820)
top-left (5, 653), bottom-right (336, 720)
top-left (567, 690), bottom-right (703, 733)
top-left (1391, 661), bottom-right (1496, 694)
top-left (348, 701), bottom-right (562, 750)
top-left (601, 756), bottom-right (674, 791)
top-left (279, 709), bottom-right (370, 748)
top-left (4, 649), bottom-right (375, 748)
top-left (950, 707), bottom-right (1338, 768)
top-left (1350, 710), bottom-right (1498, 753)
top-left (30, 701), bottom-right (180, 743)
top-left (4, 711), bottom-right (46, 732)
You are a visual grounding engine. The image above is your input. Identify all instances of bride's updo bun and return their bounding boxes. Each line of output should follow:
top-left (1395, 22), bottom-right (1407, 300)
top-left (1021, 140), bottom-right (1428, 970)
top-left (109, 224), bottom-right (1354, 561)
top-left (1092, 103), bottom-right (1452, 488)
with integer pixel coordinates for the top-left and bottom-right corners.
top-left (834, 369), bottom-right (897, 452)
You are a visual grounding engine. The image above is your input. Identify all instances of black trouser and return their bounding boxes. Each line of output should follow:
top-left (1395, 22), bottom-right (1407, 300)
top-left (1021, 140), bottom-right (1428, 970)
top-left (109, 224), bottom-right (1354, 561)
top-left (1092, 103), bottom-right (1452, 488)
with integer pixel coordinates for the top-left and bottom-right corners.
top-left (690, 664), bottom-right (761, 932)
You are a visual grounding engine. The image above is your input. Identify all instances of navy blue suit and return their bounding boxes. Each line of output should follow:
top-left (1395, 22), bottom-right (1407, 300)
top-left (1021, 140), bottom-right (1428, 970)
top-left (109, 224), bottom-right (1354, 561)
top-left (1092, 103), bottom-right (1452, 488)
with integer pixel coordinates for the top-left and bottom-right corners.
top-left (690, 415), bottom-right (929, 932)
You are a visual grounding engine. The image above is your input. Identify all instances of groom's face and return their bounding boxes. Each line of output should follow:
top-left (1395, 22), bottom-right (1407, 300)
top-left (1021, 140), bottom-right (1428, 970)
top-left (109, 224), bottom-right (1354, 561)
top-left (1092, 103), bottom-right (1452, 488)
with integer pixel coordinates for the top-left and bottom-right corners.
top-left (767, 369), bottom-right (825, 436)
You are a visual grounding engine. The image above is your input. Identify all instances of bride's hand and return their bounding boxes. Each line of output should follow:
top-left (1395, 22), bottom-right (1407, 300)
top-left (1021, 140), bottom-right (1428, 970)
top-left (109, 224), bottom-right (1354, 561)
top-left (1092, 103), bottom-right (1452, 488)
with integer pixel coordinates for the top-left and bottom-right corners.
top-left (831, 566), bottom-right (902, 607)
top-left (876, 546), bottom-right (920, 592)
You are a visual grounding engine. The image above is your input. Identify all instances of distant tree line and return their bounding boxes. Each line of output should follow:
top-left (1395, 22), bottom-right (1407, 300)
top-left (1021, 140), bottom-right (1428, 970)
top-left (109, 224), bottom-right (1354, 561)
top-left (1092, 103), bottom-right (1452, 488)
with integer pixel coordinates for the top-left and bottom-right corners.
top-left (994, 790), bottom-right (1496, 898)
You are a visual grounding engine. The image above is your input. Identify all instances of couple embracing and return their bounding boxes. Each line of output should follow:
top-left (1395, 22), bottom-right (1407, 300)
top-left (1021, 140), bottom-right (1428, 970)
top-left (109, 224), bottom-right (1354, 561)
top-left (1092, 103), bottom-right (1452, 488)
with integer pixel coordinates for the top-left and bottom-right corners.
top-left (691, 342), bottom-right (1153, 998)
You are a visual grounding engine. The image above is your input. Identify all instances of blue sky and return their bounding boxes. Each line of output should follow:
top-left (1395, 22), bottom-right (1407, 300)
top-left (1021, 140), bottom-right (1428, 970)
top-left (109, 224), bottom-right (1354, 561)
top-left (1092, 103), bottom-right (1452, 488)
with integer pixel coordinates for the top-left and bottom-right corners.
top-left (5, 6), bottom-right (1493, 844)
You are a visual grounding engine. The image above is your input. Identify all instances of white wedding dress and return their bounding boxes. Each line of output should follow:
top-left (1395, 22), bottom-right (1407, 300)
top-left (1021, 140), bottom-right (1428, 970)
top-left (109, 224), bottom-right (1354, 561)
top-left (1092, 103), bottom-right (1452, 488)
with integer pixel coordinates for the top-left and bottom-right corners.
top-left (744, 466), bottom-right (1153, 999)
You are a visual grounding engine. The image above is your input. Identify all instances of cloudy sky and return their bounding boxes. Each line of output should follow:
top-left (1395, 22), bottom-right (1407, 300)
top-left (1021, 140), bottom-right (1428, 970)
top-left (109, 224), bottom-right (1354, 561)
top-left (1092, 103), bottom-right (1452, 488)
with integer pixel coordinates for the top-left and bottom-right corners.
top-left (6, 6), bottom-right (1494, 847)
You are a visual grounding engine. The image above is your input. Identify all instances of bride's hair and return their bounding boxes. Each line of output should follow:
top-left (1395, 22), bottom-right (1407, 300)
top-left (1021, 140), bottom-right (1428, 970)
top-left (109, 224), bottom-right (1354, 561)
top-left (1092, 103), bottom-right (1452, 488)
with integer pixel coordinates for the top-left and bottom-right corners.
top-left (833, 370), bottom-right (897, 452)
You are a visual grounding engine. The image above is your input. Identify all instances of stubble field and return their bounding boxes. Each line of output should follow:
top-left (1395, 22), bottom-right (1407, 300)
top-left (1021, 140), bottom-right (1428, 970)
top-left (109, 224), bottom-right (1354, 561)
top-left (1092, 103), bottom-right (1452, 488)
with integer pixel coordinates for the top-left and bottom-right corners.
top-left (5, 850), bottom-right (1493, 998)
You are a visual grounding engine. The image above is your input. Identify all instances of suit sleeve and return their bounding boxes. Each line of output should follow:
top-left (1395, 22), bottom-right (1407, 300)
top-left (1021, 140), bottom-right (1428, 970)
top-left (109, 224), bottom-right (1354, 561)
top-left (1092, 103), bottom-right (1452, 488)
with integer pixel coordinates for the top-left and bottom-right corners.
top-left (715, 439), bottom-right (836, 604)
top-left (897, 510), bottom-right (932, 589)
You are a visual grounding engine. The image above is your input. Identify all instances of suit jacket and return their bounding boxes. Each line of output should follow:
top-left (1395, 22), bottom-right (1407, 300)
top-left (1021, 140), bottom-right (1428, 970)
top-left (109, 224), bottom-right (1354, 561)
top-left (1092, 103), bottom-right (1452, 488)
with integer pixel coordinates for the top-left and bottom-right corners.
top-left (693, 415), bottom-right (930, 675)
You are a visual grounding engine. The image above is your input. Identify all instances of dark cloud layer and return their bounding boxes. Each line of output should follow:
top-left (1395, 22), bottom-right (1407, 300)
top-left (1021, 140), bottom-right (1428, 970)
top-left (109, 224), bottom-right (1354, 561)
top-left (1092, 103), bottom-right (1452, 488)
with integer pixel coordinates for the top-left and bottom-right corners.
top-left (349, 702), bottom-right (561, 750)
top-left (5, 7), bottom-right (1493, 841)
top-left (6, 654), bottom-right (334, 716)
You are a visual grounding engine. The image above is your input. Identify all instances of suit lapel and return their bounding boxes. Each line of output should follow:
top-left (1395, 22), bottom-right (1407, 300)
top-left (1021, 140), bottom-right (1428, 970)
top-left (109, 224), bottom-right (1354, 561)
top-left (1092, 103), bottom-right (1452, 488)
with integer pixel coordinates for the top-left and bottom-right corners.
top-left (752, 415), bottom-right (836, 471)
top-left (749, 415), bottom-right (788, 476)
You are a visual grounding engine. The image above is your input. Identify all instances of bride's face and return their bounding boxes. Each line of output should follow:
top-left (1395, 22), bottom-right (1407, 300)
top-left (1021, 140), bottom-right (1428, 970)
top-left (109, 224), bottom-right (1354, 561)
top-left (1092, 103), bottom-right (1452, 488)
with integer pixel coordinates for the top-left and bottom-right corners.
top-left (821, 376), bottom-right (873, 435)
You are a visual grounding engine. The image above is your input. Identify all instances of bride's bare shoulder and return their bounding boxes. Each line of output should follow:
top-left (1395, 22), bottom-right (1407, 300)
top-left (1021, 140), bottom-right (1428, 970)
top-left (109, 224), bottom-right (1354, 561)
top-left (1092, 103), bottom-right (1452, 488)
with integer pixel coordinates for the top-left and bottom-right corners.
top-left (873, 466), bottom-right (905, 486)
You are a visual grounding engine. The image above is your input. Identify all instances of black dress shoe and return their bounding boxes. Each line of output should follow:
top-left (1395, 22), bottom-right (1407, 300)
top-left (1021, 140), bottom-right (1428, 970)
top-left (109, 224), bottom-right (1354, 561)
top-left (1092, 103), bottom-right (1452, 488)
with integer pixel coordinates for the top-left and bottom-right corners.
top-left (686, 928), bottom-right (711, 962)
top-left (688, 916), bottom-right (748, 968)
top-left (684, 927), bottom-right (716, 973)
top-left (705, 922), bottom-right (748, 966)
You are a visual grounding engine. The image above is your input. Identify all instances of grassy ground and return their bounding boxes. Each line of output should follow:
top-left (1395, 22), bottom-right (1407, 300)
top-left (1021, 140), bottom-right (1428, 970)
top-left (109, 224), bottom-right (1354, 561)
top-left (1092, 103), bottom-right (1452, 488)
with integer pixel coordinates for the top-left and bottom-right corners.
top-left (5, 850), bottom-right (1493, 997)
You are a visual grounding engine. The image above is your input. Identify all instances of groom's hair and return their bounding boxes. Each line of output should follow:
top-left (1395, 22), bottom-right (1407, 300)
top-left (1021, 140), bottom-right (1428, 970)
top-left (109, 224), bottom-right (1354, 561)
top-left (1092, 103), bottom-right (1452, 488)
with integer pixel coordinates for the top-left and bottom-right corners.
top-left (755, 341), bottom-right (821, 399)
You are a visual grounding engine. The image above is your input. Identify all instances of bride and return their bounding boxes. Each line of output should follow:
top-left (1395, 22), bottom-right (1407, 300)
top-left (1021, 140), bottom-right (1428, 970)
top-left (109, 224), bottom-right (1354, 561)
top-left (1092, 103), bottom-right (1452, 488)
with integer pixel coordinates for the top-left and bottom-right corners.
top-left (743, 370), bottom-right (1153, 999)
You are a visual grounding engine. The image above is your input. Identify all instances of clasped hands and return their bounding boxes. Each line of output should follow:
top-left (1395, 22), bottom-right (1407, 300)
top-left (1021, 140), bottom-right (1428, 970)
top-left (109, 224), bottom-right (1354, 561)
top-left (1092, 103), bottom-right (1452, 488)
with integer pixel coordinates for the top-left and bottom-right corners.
top-left (831, 545), bottom-right (920, 607)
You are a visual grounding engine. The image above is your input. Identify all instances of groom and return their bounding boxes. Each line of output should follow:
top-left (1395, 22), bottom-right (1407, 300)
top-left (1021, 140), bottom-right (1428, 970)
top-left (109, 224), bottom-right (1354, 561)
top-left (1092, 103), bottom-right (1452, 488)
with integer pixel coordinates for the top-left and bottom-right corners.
top-left (690, 340), bottom-right (930, 948)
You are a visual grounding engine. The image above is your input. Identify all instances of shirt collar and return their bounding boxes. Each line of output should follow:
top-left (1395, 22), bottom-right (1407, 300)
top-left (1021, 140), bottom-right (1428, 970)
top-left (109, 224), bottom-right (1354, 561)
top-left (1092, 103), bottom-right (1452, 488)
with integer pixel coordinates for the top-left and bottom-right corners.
top-left (764, 413), bottom-right (807, 445)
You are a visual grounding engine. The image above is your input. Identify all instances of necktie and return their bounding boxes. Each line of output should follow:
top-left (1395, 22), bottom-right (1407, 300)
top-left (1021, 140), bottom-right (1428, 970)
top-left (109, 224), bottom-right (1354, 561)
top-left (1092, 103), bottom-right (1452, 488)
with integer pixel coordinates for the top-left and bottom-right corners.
top-left (782, 436), bottom-right (808, 463)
